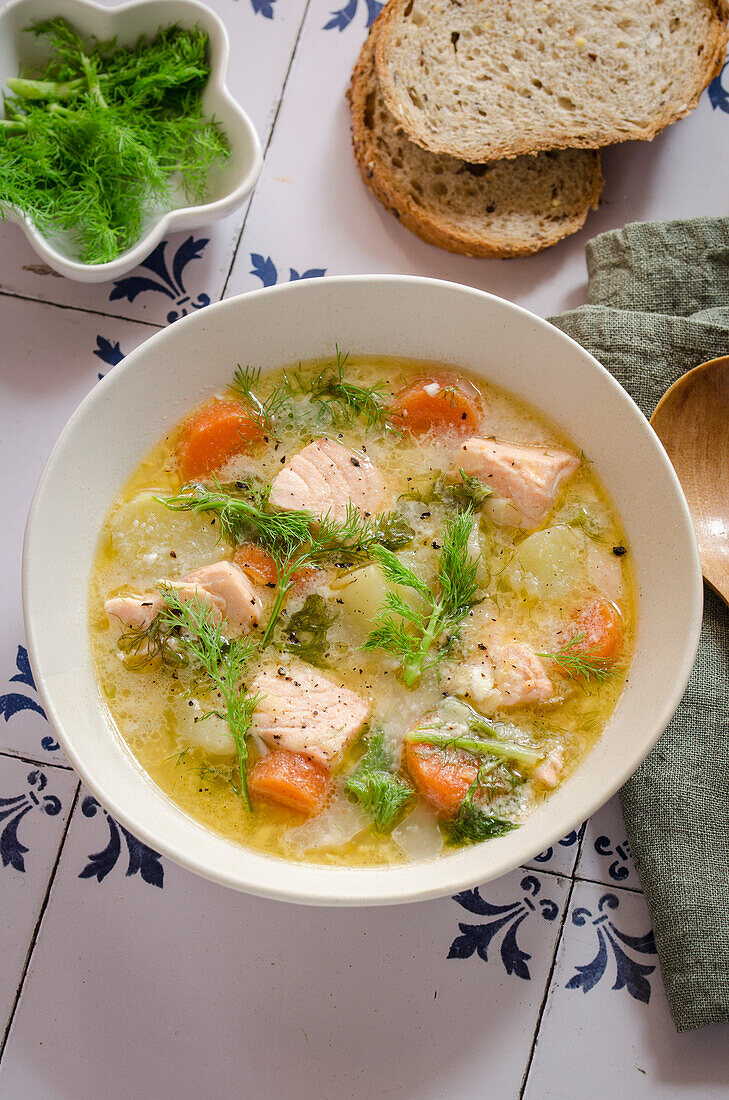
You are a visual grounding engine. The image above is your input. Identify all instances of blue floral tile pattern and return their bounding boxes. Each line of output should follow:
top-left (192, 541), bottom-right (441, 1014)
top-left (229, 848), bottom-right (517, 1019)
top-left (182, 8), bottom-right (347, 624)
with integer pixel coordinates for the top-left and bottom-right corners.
top-left (577, 797), bottom-right (641, 890)
top-left (0, 644), bottom-right (60, 754)
top-left (592, 835), bottom-right (633, 883)
top-left (566, 892), bottom-right (657, 1003)
top-left (0, 769), bottom-right (63, 873)
top-left (109, 237), bottom-right (211, 324)
top-left (708, 62), bottom-right (729, 112)
top-left (323, 0), bottom-right (382, 30)
top-left (448, 874), bottom-right (560, 980)
top-left (249, 0), bottom-right (277, 18)
top-left (524, 826), bottom-right (582, 876)
top-left (249, 252), bottom-right (327, 287)
top-left (78, 796), bottom-right (164, 889)
top-left (94, 335), bottom-right (125, 369)
top-left (0, 645), bottom-right (46, 726)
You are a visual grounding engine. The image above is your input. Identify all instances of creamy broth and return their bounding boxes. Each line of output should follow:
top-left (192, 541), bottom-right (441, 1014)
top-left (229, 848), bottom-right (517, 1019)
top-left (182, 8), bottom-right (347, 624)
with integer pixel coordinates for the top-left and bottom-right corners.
top-left (90, 355), bottom-right (634, 866)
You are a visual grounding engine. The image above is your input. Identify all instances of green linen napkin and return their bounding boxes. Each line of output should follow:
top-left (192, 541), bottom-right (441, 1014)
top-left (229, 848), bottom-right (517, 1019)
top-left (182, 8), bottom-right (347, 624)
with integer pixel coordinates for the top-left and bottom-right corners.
top-left (550, 216), bottom-right (729, 1033)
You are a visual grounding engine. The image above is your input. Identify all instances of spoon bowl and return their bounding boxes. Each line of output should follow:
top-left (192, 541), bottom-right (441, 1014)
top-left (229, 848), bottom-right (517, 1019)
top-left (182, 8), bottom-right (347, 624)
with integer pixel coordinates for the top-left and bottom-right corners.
top-left (651, 355), bottom-right (729, 607)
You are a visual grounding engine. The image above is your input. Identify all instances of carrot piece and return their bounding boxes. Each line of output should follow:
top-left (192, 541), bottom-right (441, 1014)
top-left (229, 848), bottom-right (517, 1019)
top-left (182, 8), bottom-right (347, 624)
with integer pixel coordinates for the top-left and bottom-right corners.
top-left (249, 750), bottom-right (330, 815)
top-left (233, 544), bottom-right (321, 592)
top-left (570, 597), bottom-right (624, 662)
top-left (234, 543), bottom-right (279, 586)
top-left (405, 740), bottom-right (478, 816)
top-left (391, 374), bottom-right (481, 435)
top-left (177, 401), bottom-right (266, 481)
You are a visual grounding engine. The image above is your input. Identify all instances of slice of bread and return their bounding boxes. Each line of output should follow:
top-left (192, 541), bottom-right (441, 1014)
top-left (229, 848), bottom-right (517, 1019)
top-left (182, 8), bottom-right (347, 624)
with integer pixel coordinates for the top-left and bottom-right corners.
top-left (348, 22), bottom-right (604, 258)
top-left (375, 0), bottom-right (728, 162)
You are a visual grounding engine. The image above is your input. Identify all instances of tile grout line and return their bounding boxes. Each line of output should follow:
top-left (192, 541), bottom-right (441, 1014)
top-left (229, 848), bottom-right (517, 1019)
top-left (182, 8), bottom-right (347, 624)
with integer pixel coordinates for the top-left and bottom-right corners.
top-left (0, 287), bottom-right (164, 328)
top-left (530, 861), bottom-right (643, 896)
top-left (517, 823), bottom-right (587, 1099)
top-left (219, 0), bottom-right (315, 302)
top-left (574, 871), bottom-right (642, 895)
top-left (0, 747), bottom-right (74, 773)
top-left (0, 779), bottom-right (81, 1065)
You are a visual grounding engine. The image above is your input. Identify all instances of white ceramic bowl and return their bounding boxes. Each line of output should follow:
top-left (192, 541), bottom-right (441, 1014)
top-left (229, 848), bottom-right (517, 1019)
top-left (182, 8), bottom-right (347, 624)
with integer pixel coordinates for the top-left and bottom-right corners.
top-left (23, 277), bottom-right (703, 905)
top-left (0, 0), bottom-right (262, 281)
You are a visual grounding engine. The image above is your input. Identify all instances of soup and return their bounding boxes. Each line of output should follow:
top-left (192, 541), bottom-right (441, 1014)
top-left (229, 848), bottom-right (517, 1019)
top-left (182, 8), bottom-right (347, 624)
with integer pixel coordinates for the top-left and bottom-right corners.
top-left (90, 354), bottom-right (634, 866)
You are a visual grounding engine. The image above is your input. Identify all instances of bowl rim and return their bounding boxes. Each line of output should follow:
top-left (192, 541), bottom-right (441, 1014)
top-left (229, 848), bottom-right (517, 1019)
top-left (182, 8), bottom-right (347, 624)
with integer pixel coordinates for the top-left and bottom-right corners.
top-left (22, 275), bottom-right (704, 905)
top-left (0, 0), bottom-right (263, 281)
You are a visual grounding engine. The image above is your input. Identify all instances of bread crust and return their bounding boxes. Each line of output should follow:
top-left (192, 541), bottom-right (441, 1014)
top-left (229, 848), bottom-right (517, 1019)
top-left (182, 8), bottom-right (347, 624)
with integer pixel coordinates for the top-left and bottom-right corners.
top-left (374, 0), bottom-right (729, 163)
top-left (348, 18), bottom-right (604, 258)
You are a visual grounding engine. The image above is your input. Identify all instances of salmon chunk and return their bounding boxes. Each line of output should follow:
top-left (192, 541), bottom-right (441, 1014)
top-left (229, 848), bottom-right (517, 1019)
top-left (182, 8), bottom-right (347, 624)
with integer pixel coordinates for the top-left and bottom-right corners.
top-left (457, 437), bottom-right (579, 527)
top-left (496, 642), bottom-right (554, 706)
top-left (269, 438), bottom-right (385, 524)
top-left (532, 746), bottom-right (564, 789)
top-left (181, 561), bottom-right (262, 632)
top-left (249, 660), bottom-right (370, 766)
top-left (105, 561), bottom-right (261, 635)
top-left (104, 594), bottom-right (162, 630)
top-left (444, 641), bottom-right (554, 711)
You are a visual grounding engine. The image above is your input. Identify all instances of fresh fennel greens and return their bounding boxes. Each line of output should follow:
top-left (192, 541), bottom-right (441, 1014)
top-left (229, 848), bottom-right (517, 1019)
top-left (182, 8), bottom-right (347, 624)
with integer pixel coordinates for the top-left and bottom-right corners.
top-left (438, 469), bottom-right (492, 511)
top-left (361, 509), bottom-right (482, 687)
top-left (398, 468), bottom-right (492, 512)
top-left (230, 349), bottom-right (397, 435)
top-left (153, 585), bottom-right (260, 809)
top-left (344, 730), bottom-right (413, 832)
top-left (405, 727), bottom-right (543, 769)
top-left (372, 511), bottom-right (415, 551)
top-left (538, 631), bottom-right (613, 683)
top-left (442, 765), bottom-right (516, 846)
top-left (159, 481), bottom-right (378, 646)
top-left (0, 19), bottom-right (228, 263)
top-left (280, 594), bottom-right (336, 668)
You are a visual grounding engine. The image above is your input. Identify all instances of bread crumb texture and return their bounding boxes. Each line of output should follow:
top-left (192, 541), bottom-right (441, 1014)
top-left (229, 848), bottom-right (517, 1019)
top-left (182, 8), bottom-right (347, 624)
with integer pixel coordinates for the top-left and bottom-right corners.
top-left (374, 0), bottom-right (729, 161)
top-left (349, 20), bottom-right (604, 257)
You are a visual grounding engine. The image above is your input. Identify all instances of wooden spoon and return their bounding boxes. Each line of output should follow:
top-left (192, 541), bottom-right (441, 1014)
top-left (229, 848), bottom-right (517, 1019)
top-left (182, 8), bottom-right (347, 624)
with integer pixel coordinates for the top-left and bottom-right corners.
top-left (651, 355), bottom-right (729, 607)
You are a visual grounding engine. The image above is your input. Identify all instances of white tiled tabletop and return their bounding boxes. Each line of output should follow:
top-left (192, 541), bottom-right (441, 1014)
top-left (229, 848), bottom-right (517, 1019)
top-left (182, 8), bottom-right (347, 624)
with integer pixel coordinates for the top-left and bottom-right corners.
top-left (1, 3), bottom-right (728, 1096)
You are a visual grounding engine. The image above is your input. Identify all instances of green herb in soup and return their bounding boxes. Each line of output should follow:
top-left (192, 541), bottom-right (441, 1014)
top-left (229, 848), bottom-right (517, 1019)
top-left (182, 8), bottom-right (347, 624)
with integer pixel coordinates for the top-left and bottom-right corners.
top-left (91, 353), bottom-right (634, 867)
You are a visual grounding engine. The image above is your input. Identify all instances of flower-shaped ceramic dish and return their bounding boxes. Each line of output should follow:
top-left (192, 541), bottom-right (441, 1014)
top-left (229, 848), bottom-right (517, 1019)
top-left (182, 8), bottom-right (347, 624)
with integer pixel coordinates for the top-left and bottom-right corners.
top-left (23, 276), bottom-right (703, 905)
top-left (0, 0), bottom-right (262, 281)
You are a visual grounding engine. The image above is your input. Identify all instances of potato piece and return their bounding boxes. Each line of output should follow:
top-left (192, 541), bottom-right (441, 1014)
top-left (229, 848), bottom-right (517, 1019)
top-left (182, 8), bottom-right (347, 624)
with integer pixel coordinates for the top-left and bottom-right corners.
top-left (172, 695), bottom-right (234, 756)
top-left (514, 525), bottom-right (586, 600)
top-left (333, 550), bottom-right (434, 632)
top-left (105, 491), bottom-right (225, 584)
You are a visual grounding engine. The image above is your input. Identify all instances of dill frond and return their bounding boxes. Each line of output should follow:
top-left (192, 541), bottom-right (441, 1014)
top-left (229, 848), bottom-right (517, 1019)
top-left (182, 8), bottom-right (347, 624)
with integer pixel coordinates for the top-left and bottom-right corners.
top-left (0, 20), bottom-right (228, 264)
top-left (361, 509), bottom-right (481, 687)
top-left (344, 730), bottom-right (413, 832)
top-left (309, 347), bottom-right (395, 433)
top-left (159, 482), bottom-right (378, 648)
top-left (230, 365), bottom-right (292, 434)
top-left (442, 765), bottom-right (516, 847)
top-left (537, 631), bottom-right (613, 683)
top-left (262, 503), bottom-right (378, 646)
top-left (159, 480), bottom-right (312, 561)
top-left (227, 348), bottom-right (398, 436)
top-left (154, 586), bottom-right (261, 809)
